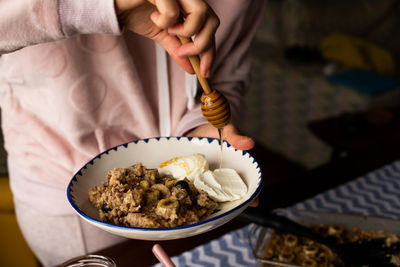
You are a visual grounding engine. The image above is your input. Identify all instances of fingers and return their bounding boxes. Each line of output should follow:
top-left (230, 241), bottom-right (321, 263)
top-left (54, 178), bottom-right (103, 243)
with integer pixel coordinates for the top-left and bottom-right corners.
top-left (115, 0), bottom-right (142, 14)
top-left (146, 0), bottom-right (219, 76)
top-left (198, 45), bottom-right (215, 77)
top-left (226, 133), bottom-right (255, 151)
top-left (172, 13), bottom-right (219, 56)
top-left (167, 0), bottom-right (219, 77)
top-left (222, 124), bottom-right (255, 151)
top-left (249, 198), bottom-right (259, 207)
top-left (167, 1), bottom-right (208, 37)
top-left (185, 124), bottom-right (255, 151)
top-left (149, 0), bottom-right (180, 29)
top-left (152, 31), bottom-right (195, 74)
top-left (172, 16), bottom-right (218, 77)
top-left (118, 0), bottom-right (217, 75)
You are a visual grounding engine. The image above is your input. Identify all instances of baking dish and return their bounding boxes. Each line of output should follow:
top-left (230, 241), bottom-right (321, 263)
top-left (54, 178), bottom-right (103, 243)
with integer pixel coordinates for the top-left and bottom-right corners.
top-left (248, 209), bottom-right (400, 267)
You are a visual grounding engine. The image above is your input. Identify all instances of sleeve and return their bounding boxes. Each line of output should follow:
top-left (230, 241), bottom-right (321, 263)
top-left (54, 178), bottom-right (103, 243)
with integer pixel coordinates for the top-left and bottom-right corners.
top-left (0, 0), bottom-right (121, 54)
top-left (174, 0), bottom-right (267, 136)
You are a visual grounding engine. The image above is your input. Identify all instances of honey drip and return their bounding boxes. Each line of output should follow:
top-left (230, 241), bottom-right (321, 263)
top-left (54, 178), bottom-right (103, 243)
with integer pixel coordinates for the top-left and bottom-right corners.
top-left (218, 127), bottom-right (224, 169)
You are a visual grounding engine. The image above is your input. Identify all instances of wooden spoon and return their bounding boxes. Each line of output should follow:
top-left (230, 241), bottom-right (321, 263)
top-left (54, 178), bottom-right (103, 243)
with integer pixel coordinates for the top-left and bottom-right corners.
top-left (178, 36), bottom-right (231, 129)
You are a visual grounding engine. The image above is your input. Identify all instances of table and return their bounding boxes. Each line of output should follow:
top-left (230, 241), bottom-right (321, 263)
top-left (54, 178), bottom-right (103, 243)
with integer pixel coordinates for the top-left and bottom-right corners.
top-left (97, 157), bottom-right (400, 266)
top-left (308, 108), bottom-right (400, 161)
top-left (95, 143), bottom-right (308, 267)
top-left (151, 160), bottom-right (400, 266)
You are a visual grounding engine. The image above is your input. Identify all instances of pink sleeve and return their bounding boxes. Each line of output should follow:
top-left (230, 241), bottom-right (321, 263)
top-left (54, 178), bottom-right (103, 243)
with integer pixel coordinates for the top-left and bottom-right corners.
top-left (175, 0), bottom-right (266, 135)
top-left (0, 0), bottom-right (120, 54)
top-left (174, 104), bottom-right (208, 136)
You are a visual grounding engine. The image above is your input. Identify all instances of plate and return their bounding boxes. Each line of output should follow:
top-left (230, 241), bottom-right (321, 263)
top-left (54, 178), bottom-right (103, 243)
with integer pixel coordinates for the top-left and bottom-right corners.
top-left (67, 137), bottom-right (263, 240)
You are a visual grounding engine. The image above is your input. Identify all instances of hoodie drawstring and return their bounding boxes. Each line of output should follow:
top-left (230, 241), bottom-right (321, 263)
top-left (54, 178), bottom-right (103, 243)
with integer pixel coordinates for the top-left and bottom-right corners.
top-left (156, 44), bottom-right (198, 137)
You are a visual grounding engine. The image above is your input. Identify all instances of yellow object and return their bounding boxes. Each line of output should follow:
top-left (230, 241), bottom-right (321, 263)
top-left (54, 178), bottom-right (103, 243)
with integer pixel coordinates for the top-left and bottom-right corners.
top-left (320, 33), bottom-right (395, 76)
top-left (0, 178), bottom-right (38, 267)
top-left (0, 178), bottom-right (13, 213)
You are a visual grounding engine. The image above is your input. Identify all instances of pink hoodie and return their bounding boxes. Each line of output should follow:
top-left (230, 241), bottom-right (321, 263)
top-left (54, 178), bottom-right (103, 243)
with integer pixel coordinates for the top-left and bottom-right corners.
top-left (0, 0), bottom-right (265, 214)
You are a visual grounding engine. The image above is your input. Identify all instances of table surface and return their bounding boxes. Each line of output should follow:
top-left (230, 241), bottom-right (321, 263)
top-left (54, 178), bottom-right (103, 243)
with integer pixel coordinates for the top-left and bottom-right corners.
top-left (97, 159), bottom-right (400, 267)
top-left (308, 109), bottom-right (400, 152)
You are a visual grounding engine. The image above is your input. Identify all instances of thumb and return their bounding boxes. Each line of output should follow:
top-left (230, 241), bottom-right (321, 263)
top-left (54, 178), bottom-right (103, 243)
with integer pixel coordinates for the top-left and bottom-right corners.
top-left (223, 125), bottom-right (255, 151)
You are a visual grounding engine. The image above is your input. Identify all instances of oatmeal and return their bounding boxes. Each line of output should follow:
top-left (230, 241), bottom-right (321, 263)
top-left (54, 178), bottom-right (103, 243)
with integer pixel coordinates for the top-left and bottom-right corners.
top-left (88, 163), bottom-right (218, 228)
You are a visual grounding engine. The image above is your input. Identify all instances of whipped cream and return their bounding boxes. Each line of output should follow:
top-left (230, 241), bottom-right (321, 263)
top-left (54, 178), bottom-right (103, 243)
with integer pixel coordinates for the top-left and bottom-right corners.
top-left (159, 154), bottom-right (247, 202)
top-left (194, 168), bottom-right (247, 202)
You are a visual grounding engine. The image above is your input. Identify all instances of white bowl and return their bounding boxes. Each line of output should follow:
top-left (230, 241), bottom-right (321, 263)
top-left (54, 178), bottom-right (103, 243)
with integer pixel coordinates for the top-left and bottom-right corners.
top-left (67, 137), bottom-right (263, 240)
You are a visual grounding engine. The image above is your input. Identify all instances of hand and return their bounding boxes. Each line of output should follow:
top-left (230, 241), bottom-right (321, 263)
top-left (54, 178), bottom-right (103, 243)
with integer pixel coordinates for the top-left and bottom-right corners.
top-left (115, 0), bottom-right (219, 77)
top-left (185, 124), bottom-right (255, 150)
top-left (186, 124), bottom-right (259, 207)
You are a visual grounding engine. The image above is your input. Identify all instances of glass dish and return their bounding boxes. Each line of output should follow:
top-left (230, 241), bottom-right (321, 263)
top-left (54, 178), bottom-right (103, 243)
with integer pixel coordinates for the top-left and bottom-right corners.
top-left (59, 254), bottom-right (116, 267)
top-left (248, 209), bottom-right (400, 267)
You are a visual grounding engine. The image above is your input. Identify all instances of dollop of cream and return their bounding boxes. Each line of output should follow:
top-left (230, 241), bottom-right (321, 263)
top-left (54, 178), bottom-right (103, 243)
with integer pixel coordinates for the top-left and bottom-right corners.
top-left (159, 154), bottom-right (247, 202)
top-left (158, 153), bottom-right (209, 182)
top-left (194, 168), bottom-right (247, 202)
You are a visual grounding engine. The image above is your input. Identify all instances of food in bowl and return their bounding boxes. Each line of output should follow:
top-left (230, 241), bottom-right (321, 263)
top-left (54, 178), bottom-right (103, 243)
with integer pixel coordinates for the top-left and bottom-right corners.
top-left (88, 162), bottom-right (218, 228)
top-left (69, 137), bottom-right (262, 240)
top-left (260, 224), bottom-right (400, 267)
top-left (88, 153), bottom-right (249, 229)
top-left (158, 153), bottom-right (209, 181)
top-left (159, 153), bottom-right (248, 202)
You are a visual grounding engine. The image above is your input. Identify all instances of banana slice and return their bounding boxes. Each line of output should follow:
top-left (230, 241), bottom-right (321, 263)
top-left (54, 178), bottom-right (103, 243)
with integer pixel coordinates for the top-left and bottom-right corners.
top-left (155, 198), bottom-right (179, 221)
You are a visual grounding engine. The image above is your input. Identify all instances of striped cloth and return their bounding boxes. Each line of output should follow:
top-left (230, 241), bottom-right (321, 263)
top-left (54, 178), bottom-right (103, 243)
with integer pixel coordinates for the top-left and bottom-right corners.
top-left (152, 160), bottom-right (400, 267)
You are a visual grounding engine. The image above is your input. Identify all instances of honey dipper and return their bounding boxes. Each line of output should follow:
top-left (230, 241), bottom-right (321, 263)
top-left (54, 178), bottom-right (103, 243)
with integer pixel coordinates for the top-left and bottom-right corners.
top-left (178, 36), bottom-right (231, 129)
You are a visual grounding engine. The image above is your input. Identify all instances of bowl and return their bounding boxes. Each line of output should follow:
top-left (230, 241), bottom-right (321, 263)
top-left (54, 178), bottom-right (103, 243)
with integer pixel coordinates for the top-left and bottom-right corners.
top-left (249, 209), bottom-right (400, 267)
top-left (67, 137), bottom-right (263, 240)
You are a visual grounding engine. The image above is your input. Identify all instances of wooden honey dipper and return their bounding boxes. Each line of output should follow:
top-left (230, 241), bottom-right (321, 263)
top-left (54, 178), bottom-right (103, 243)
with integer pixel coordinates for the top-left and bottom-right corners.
top-left (179, 36), bottom-right (231, 129)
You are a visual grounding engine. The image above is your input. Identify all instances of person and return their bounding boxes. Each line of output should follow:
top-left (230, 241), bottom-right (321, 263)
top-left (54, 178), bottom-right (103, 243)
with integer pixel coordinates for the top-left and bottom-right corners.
top-left (0, 0), bottom-right (266, 266)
